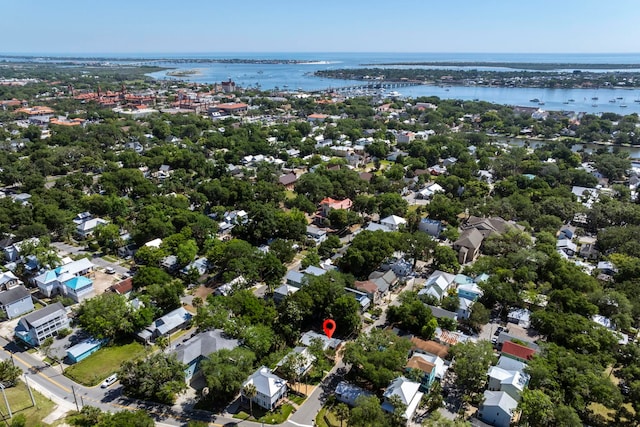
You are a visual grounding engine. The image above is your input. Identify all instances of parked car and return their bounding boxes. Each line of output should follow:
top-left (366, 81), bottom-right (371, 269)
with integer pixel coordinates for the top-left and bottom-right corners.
top-left (101, 374), bottom-right (118, 388)
top-left (105, 267), bottom-right (116, 274)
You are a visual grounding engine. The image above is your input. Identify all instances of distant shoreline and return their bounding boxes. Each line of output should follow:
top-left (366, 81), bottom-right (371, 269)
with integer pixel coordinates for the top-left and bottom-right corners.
top-left (361, 61), bottom-right (640, 70)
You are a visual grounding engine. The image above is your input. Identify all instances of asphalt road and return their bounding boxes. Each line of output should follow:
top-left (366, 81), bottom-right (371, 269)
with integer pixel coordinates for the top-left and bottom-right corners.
top-left (0, 333), bottom-right (351, 427)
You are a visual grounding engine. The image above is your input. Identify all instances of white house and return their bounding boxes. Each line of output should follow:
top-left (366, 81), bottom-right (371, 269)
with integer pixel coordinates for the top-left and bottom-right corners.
top-left (242, 366), bottom-right (287, 410)
top-left (33, 258), bottom-right (95, 302)
top-left (381, 376), bottom-right (424, 420)
top-left (379, 215), bottom-right (407, 232)
top-left (418, 270), bottom-right (456, 300)
top-left (478, 390), bottom-right (518, 427)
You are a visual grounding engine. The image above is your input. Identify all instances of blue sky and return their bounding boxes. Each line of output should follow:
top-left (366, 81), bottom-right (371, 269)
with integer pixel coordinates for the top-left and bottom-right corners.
top-left (2, 0), bottom-right (639, 54)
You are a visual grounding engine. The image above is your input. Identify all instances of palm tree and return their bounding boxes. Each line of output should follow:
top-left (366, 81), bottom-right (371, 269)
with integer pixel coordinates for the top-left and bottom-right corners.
top-left (334, 402), bottom-right (350, 427)
top-left (243, 383), bottom-right (257, 419)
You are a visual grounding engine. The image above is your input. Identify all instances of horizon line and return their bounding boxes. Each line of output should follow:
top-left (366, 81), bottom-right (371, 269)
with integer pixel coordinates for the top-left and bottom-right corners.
top-left (2, 51), bottom-right (640, 56)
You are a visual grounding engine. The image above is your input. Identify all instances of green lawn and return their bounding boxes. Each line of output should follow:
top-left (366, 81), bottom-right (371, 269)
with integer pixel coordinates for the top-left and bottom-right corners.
top-left (234, 403), bottom-right (295, 425)
top-left (0, 382), bottom-right (55, 426)
top-left (290, 394), bottom-right (306, 405)
top-left (101, 255), bottom-right (119, 262)
top-left (316, 405), bottom-right (343, 427)
top-left (64, 341), bottom-right (146, 386)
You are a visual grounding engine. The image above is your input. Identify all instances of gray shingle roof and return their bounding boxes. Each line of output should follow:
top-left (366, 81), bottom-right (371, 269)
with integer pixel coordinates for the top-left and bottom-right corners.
top-left (0, 285), bottom-right (30, 306)
top-left (20, 302), bottom-right (66, 328)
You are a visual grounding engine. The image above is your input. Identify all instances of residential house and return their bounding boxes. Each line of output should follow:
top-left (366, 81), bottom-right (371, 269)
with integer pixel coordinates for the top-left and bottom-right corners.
top-left (14, 302), bottom-right (69, 346)
top-left (273, 284), bottom-right (299, 303)
top-left (344, 288), bottom-right (371, 311)
top-left (306, 226), bottom-right (327, 246)
top-left (453, 228), bottom-right (484, 264)
top-left (299, 330), bottom-right (342, 351)
top-left (495, 333), bottom-right (540, 352)
top-left (76, 218), bottom-right (108, 239)
top-left (478, 390), bottom-right (518, 427)
top-left (276, 346), bottom-right (316, 378)
top-left (335, 381), bottom-right (373, 407)
top-left (0, 285), bottom-right (33, 319)
top-left (487, 356), bottom-right (529, 401)
top-left (278, 172), bottom-right (298, 190)
top-left (597, 261), bottom-right (618, 276)
top-left (284, 270), bottom-right (306, 288)
top-left (381, 257), bottom-right (413, 278)
top-left (556, 238), bottom-right (577, 256)
top-left (4, 237), bottom-right (39, 262)
top-left (66, 338), bottom-right (105, 363)
top-left (109, 278), bottom-right (133, 297)
top-left (33, 258), bottom-right (95, 303)
top-left (417, 183), bottom-right (443, 199)
top-left (161, 255), bottom-right (179, 272)
top-left (418, 270), bottom-right (456, 301)
top-left (457, 297), bottom-right (474, 320)
top-left (0, 271), bottom-right (22, 290)
top-left (369, 269), bottom-right (398, 296)
top-left (501, 340), bottom-right (536, 362)
top-left (507, 308), bottom-right (531, 328)
top-left (302, 265), bottom-right (327, 278)
top-left (353, 280), bottom-right (380, 305)
top-left (380, 215), bottom-right (407, 232)
top-left (406, 353), bottom-right (448, 391)
top-left (381, 377), bottom-right (424, 420)
top-left (319, 197), bottom-right (352, 217)
top-left (181, 257), bottom-right (208, 276)
top-left (137, 307), bottom-right (192, 343)
top-left (396, 131), bottom-right (415, 144)
top-left (307, 113), bottom-right (329, 123)
top-left (418, 218), bottom-right (443, 237)
top-left (454, 274), bottom-right (484, 301)
top-left (172, 330), bottom-right (239, 380)
top-left (426, 305), bottom-right (458, 322)
top-left (410, 337), bottom-right (449, 359)
top-left (557, 224), bottom-right (576, 240)
top-left (242, 366), bottom-right (287, 410)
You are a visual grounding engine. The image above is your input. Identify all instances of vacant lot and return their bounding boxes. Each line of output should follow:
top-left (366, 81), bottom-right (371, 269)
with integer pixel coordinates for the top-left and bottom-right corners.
top-left (64, 341), bottom-right (147, 386)
top-left (0, 382), bottom-right (55, 426)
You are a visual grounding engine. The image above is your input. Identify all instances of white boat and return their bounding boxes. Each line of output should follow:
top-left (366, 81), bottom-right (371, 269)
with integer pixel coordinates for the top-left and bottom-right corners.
top-left (387, 91), bottom-right (401, 98)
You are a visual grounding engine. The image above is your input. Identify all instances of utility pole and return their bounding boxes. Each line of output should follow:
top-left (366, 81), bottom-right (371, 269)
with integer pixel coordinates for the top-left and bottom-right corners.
top-left (0, 384), bottom-right (12, 419)
top-left (71, 385), bottom-right (80, 411)
top-left (24, 374), bottom-right (36, 408)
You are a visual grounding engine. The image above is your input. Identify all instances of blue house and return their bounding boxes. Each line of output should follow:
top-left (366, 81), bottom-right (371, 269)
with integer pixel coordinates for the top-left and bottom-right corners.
top-left (66, 338), bottom-right (106, 363)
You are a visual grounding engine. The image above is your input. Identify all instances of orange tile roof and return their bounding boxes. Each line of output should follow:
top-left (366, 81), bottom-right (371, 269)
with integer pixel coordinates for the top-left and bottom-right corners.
top-left (217, 102), bottom-right (248, 110)
top-left (16, 106), bottom-right (54, 115)
top-left (308, 113), bottom-right (329, 119)
top-left (411, 337), bottom-right (449, 358)
top-left (406, 355), bottom-right (435, 374)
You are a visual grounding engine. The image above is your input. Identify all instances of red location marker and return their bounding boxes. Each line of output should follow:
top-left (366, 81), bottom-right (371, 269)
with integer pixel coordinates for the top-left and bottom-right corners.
top-left (323, 319), bottom-right (336, 339)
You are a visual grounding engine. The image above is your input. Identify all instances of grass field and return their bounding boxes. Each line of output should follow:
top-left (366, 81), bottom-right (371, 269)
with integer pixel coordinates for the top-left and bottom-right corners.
top-left (64, 341), bottom-right (146, 386)
top-left (234, 403), bottom-right (295, 425)
top-left (0, 382), bottom-right (55, 426)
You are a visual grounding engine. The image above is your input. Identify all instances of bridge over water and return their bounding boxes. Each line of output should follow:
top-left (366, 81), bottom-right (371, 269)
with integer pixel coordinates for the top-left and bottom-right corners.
top-left (309, 81), bottom-right (423, 94)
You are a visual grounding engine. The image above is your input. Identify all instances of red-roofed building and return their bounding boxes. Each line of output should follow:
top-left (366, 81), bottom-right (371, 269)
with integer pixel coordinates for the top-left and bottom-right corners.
top-left (319, 197), bottom-right (352, 217)
top-left (501, 340), bottom-right (536, 362)
top-left (307, 113), bottom-right (329, 122)
top-left (353, 280), bottom-right (380, 304)
top-left (109, 278), bottom-right (133, 297)
top-left (213, 103), bottom-right (248, 115)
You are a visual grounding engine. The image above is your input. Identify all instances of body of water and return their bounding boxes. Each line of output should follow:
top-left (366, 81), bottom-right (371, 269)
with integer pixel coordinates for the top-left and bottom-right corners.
top-left (140, 52), bottom-right (640, 115)
top-left (6, 52), bottom-right (640, 114)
